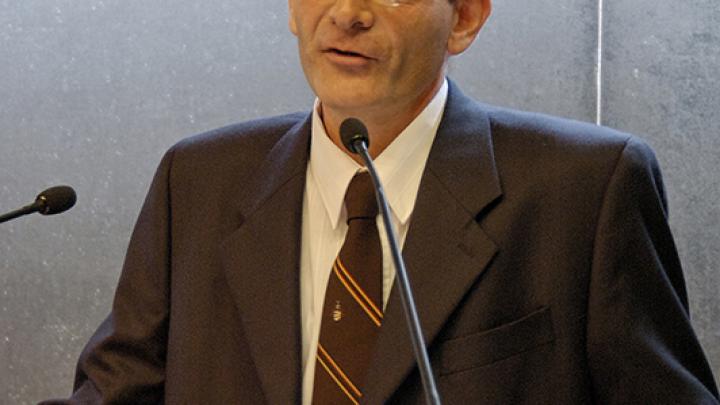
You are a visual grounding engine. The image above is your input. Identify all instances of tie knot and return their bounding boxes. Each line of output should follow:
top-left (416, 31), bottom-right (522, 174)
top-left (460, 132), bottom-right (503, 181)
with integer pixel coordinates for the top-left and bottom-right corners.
top-left (344, 172), bottom-right (378, 222)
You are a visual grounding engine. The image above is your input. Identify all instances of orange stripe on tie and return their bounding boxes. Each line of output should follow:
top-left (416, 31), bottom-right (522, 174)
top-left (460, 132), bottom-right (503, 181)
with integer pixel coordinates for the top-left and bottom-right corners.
top-left (316, 354), bottom-right (360, 405)
top-left (317, 344), bottom-right (362, 398)
top-left (335, 258), bottom-right (383, 320)
top-left (333, 263), bottom-right (382, 327)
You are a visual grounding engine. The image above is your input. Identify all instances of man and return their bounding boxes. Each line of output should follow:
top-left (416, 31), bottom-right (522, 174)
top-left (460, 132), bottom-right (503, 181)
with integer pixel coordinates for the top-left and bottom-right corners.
top-left (45, 0), bottom-right (719, 403)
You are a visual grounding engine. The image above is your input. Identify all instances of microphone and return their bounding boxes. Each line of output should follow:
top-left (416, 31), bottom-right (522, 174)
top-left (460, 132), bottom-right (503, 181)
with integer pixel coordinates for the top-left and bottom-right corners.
top-left (340, 118), bottom-right (370, 154)
top-left (339, 118), bottom-right (442, 405)
top-left (0, 185), bottom-right (77, 224)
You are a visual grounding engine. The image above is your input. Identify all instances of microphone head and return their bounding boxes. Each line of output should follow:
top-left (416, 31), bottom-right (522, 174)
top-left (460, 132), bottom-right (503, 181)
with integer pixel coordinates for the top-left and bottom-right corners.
top-left (340, 118), bottom-right (370, 154)
top-left (36, 185), bottom-right (77, 215)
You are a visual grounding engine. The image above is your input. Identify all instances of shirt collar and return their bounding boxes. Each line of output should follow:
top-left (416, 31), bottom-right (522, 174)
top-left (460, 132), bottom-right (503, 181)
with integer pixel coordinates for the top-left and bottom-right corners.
top-left (309, 79), bottom-right (448, 229)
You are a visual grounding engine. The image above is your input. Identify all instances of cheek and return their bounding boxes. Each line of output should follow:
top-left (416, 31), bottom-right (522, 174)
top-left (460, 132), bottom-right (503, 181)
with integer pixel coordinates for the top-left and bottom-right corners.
top-left (289, 17), bottom-right (298, 36)
top-left (289, 4), bottom-right (322, 42)
top-left (288, 0), bottom-right (300, 36)
top-left (402, 31), bottom-right (448, 73)
top-left (398, 16), bottom-right (451, 64)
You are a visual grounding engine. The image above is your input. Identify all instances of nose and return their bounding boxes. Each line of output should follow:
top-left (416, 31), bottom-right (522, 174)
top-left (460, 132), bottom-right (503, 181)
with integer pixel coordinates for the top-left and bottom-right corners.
top-left (329, 0), bottom-right (375, 31)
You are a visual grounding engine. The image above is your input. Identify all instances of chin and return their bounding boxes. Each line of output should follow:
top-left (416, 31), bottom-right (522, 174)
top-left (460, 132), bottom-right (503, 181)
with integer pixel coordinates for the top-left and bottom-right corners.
top-left (319, 93), bottom-right (380, 113)
top-left (316, 84), bottom-right (383, 110)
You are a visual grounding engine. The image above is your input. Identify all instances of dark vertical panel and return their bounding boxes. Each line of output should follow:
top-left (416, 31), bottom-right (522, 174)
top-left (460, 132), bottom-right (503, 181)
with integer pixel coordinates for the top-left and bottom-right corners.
top-left (603, 0), bottom-right (720, 385)
top-left (452, 0), bottom-right (598, 122)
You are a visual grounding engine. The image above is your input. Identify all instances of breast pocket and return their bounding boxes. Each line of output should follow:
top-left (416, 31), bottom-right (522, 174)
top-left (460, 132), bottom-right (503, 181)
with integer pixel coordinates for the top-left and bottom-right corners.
top-left (437, 306), bottom-right (555, 376)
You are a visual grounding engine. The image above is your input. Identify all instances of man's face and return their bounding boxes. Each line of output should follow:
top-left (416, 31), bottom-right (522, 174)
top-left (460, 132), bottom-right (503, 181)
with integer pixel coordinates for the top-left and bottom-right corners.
top-left (288, 0), bottom-right (460, 116)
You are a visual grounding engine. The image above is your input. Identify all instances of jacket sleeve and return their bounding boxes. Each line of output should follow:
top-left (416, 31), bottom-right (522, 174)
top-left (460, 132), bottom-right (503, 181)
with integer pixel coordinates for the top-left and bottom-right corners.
top-left (586, 137), bottom-right (719, 403)
top-left (40, 148), bottom-right (177, 405)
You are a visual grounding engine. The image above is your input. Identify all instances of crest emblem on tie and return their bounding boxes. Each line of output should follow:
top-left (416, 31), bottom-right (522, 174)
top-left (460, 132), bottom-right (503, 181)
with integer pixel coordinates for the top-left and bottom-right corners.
top-left (332, 300), bottom-right (342, 322)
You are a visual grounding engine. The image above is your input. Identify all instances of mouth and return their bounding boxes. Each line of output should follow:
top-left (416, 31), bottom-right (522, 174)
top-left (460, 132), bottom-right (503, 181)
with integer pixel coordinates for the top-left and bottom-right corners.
top-left (324, 48), bottom-right (373, 60)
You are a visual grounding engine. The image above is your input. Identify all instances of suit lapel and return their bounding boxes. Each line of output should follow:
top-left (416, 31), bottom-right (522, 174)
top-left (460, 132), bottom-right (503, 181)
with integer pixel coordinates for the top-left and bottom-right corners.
top-left (363, 83), bottom-right (503, 403)
top-left (220, 116), bottom-right (311, 405)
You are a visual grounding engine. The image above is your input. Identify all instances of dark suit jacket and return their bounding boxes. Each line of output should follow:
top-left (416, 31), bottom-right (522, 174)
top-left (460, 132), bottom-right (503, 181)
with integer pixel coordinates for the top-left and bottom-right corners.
top-left (46, 82), bottom-right (719, 404)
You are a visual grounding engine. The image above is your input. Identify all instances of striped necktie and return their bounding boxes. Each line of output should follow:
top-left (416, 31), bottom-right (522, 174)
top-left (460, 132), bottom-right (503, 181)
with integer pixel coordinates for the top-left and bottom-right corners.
top-left (312, 172), bottom-right (383, 405)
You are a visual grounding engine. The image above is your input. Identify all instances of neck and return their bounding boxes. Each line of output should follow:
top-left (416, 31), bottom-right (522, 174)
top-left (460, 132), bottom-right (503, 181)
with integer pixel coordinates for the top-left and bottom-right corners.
top-left (321, 76), bottom-right (445, 164)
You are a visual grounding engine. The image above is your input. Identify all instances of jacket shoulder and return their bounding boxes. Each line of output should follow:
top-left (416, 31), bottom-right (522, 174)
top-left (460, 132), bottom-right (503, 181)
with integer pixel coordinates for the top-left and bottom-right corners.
top-left (152, 112), bottom-right (309, 196)
top-left (481, 104), bottom-right (658, 173)
top-left (471, 104), bottom-right (664, 217)
top-left (171, 112), bottom-right (308, 156)
top-left (485, 105), bottom-right (631, 150)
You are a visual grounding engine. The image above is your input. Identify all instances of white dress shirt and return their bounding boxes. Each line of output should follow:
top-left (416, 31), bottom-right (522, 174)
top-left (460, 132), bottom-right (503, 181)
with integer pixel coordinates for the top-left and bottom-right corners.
top-left (300, 80), bottom-right (448, 404)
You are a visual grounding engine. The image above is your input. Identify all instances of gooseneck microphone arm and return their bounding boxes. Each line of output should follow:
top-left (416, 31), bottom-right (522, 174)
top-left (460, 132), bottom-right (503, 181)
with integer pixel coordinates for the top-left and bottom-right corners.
top-left (0, 203), bottom-right (40, 224)
top-left (340, 118), bottom-right (442, 405)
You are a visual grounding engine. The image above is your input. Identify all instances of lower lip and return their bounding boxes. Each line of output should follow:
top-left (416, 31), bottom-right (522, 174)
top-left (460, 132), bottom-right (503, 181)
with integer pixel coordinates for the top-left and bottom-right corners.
top-left (323, 51), bottom-right (374, 69)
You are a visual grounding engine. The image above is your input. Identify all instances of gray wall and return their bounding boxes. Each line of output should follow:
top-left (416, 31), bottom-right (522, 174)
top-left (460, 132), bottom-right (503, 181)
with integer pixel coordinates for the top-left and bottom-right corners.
top-left (0, 0), bottom-right (717, 402)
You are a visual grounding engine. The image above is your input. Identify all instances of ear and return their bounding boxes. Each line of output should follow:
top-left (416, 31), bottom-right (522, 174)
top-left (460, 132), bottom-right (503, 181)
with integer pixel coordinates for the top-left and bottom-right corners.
top-left (447, 0), bottom-right (491, 55)
top-left (288, 0), bottom-right (298, 36)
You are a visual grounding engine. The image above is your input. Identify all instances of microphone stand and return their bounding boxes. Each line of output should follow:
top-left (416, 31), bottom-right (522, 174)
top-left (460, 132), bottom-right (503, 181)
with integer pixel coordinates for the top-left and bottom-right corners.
top-left (353, 139), bottom-right (442, 405)
top-left (0, 203), bottom-right (40, 224)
